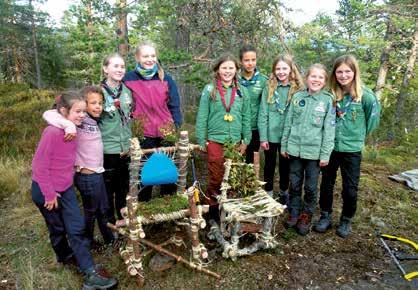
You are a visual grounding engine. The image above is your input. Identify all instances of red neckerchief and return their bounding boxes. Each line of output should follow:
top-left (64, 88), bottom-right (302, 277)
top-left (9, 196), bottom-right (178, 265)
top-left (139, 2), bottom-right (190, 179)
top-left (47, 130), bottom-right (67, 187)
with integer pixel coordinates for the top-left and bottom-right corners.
top-left (217, 79), bottom-right (237, 112)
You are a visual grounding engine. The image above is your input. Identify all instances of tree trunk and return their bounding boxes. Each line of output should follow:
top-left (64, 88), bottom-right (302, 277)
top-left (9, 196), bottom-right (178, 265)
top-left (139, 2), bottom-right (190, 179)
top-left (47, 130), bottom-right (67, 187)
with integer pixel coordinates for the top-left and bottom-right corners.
top-left (117, 0), bottom-right (129, 58)
top-left (375, 17), bottom-right (394, 101)
top-left (86, 0), bottom-right (94, 84)
top-left (12, 46), bottom-right (23, 83)
top-left (29, 0), bottom-right (41, 88)
top-left (394, 21), bottom-right (417, 125)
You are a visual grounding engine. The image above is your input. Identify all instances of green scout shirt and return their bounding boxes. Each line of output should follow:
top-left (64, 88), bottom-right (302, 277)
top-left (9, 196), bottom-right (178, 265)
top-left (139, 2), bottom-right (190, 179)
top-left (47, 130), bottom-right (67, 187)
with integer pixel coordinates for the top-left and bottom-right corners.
top-left (195, 83), bottom-right (252, 148)
top-left (258, 83), bottom-right (291, 143)
top-left (281, 89), bottom-right (335, 161)
top-left (334, 86), bottom-right (380, 152)
top-left (238, 70), bottom-right (268, 130)
top-left (99, 84), bottom-right (133, 154)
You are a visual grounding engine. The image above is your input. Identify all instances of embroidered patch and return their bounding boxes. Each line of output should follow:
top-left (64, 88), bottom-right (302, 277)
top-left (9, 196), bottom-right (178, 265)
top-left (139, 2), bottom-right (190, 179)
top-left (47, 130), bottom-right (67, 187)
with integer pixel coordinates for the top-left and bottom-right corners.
top-left (299, 99), bottom-right (306, 107)
top-left (315, 104), bottom-right (326, 112)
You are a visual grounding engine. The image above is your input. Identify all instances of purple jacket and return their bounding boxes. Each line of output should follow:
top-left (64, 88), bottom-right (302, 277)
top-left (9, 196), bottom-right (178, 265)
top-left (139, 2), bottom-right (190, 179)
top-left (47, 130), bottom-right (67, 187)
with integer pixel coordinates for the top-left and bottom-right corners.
top-left (124, 71), bottom-right (182, 138)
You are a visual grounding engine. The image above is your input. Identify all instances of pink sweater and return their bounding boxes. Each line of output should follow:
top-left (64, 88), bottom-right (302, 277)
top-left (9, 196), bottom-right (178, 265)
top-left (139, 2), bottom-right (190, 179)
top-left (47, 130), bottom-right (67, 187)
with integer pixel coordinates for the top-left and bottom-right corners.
top-left (32, 126), bottom-right (77, 202)
top-left (75, 115), bottom-right (104, 170)
top-left (42, 110), bottom-right (104, 172)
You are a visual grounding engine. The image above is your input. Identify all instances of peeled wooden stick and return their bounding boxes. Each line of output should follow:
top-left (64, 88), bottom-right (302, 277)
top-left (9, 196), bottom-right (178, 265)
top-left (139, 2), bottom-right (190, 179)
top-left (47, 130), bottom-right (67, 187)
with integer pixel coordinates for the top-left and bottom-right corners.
top-left (140, 144), bottom-right (200, 154)
top-left (108, 224), bottom-right (220, 279)
top-left (139, 238), bottom-right (221, 279)
top-left (253, 152), bottom-right (260, 180)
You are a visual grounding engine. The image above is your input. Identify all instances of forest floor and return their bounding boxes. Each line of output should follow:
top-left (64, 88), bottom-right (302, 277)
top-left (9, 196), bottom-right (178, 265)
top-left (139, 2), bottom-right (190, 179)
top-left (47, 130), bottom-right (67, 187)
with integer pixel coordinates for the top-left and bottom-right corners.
top-left (1, 152), bottom-right (417, 290)
top-left (0, 85), bottom-right (417, 289)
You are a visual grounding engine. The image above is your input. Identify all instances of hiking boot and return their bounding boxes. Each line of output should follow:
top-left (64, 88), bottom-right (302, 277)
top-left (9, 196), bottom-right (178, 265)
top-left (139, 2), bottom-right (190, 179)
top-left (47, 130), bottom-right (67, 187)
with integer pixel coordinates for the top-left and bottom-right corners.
top-left (284, 213), bottom-right (299, 229)
top-left (296, 213), bottom-right (312, 236)
top-left (336, 216), bottom-right (352, 238)
top-left (82, 265), bottom-right (117, 290)
top-left (278, 190), bottom-right (289, 206)
top-left (313, 212), bottom-right (332, 233)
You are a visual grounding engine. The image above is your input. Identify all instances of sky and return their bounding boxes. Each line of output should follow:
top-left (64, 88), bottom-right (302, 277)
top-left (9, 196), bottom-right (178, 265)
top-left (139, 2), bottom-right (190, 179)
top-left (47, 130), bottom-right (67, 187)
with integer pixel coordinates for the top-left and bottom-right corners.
top-left (39, 0), bottom-right (340, 27)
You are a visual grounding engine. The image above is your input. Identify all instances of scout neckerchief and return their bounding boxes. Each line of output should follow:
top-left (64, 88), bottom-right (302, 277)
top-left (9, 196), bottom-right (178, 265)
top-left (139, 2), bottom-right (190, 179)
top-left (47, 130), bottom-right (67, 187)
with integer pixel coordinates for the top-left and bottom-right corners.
top-left (101, 79), bottom-right (130, 126)
top-left (273, 82), bottom-right (290, 114)
top-left (217, 79), bottom-right (238, 122)
top-left (135, 63), bottom-right (158, 80)
top-left (336, 94), bottom-right (354, 120)
top-left (238, 68), bottom-right (260, 87)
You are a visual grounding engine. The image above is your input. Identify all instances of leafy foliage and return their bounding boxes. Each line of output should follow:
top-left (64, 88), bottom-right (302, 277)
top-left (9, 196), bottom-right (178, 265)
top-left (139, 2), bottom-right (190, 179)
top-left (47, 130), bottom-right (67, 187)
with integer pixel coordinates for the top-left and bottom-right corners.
top-left (223, 141), bottom-right (259, 197)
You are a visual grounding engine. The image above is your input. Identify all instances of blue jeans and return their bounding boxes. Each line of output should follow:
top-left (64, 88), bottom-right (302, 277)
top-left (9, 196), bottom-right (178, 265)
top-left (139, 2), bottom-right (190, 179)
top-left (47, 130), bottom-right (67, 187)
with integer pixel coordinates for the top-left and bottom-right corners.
top-left (74, 172), bottom-right (114, 244)
top-left (31, 181), bottom-right (94, 272)
top-left (288, 156), bottom-right (320, 215)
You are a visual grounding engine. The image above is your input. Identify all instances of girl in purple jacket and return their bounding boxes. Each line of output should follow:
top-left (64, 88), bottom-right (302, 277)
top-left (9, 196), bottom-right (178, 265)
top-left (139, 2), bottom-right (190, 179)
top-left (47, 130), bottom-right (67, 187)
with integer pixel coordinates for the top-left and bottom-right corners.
top-left (124, 40), bottom-right (183, 201)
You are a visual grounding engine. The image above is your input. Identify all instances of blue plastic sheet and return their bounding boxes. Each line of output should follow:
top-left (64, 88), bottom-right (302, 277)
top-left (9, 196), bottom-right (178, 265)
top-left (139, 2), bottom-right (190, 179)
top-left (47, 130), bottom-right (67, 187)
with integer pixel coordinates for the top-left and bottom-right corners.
top-left (141, 152), bottom-right (178, 185)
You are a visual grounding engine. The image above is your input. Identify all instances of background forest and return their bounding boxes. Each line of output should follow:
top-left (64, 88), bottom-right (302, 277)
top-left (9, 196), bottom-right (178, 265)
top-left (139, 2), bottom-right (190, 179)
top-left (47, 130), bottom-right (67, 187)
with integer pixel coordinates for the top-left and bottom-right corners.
top-left (0, 0), bottom-right (417, 289)
top-left (1, 0), bottom-right (417, 140)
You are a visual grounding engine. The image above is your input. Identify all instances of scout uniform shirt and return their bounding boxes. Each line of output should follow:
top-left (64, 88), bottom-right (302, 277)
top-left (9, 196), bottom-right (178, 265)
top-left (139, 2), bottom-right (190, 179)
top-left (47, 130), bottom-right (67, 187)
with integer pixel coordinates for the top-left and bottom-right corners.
top-left (334, 86), bottom-right (380, 152)
top-left (238, 69), bottom-right (268, 130)
top-left (100, 83), bottom-right (133, 154)
top-left (281, 89), bottom-right (335, 161)
top-left (258, 83), bottom-right (291, 143)
top-left (195, 83), bottom-right (252, 148)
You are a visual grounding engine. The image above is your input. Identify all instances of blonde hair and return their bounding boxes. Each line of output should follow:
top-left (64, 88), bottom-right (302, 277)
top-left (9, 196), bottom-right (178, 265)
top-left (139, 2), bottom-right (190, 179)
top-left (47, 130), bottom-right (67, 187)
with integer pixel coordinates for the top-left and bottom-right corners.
top-left (102, 53), bottom-right (125, 78)
top-left (135, 40), bottom-right (164, 81)
top-left (330, 55), bottom-right (363, 102)
top-left (267, 54), bottom-right (304, 104)
top-left (305, 63), bottom-right (328, 89)
top-left (210, 54), bottom-right (239, 100)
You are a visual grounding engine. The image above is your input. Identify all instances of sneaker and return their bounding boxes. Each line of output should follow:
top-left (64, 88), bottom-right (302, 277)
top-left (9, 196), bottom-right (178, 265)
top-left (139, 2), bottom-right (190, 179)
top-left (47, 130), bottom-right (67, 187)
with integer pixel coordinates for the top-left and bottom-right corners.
top-left (296, 213), bottom-right (312, 236)
top-left (82, 265), bottom-right (117, 290)
top-left (284, 213), bottom-right (299, 229)
top-left (313, 212), bottom-right (332, 233)
top-left (336, 216), bottom-right (352, 238)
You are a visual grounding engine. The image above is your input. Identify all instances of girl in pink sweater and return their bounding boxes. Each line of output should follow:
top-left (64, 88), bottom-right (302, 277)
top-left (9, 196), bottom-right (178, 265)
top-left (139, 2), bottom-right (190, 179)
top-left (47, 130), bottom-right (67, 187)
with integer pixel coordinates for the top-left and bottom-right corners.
top-left (32, 91), bottom-right (117, 289)
top-left (43, 86), bottom-right (115, 248)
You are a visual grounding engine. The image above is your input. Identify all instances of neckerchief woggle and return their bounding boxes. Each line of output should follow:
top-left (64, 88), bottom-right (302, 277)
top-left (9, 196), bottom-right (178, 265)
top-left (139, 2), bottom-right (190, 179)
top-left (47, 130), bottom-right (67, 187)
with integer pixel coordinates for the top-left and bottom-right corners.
top-left (273, 83), bottom-right (290, 114)
top-left (238, 68), bottom-right (260, 87)
top-left (101, 79), bottom-right (130, 126)
top-left (336, 94), bottom-right (354, 119)
top-left (217, 79), bottom-right (238, 122)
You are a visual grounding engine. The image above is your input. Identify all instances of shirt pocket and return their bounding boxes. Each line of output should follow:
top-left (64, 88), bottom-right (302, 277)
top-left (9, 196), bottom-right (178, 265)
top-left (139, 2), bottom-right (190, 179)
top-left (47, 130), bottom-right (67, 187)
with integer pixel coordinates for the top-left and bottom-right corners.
top-left (349, 105), bottom-right (365, 122)
top-left (312, 111), bottom-right (326, 128)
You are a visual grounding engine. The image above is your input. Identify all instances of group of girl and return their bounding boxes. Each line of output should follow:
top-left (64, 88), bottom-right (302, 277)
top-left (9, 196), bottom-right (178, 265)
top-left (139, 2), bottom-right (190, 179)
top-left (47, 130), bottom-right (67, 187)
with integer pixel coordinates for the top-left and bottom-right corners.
top-left (196, 47), bottom-right (380, 238)
top-left (31, 41), bottom-right (379, 287)
top-left (31, 41), bottom-right (181, 288)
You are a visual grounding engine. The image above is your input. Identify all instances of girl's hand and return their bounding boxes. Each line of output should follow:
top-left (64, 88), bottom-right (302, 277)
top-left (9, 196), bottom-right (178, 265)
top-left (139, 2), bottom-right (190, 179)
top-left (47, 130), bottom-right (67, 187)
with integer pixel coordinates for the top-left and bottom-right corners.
top-left (64, 132), bottom-right (77, 142)
top-left (281, 151), bottom-right (289, 158)
top-left (238, 143), bottom-right (247, 155)
top-left (199, 143), bottom-right (207, 152)
top-left (319, 160), bottom-right (329, 167)
top-left (44, 197), bottom-right (58, 211)
top-left (260, 142), bottom-right (269, 150)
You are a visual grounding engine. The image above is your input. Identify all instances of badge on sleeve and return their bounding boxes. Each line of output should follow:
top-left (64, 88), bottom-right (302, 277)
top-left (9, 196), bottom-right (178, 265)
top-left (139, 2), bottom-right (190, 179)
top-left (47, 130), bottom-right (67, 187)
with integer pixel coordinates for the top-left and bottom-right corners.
top-left (299, 99), bottom-right (306, 107)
